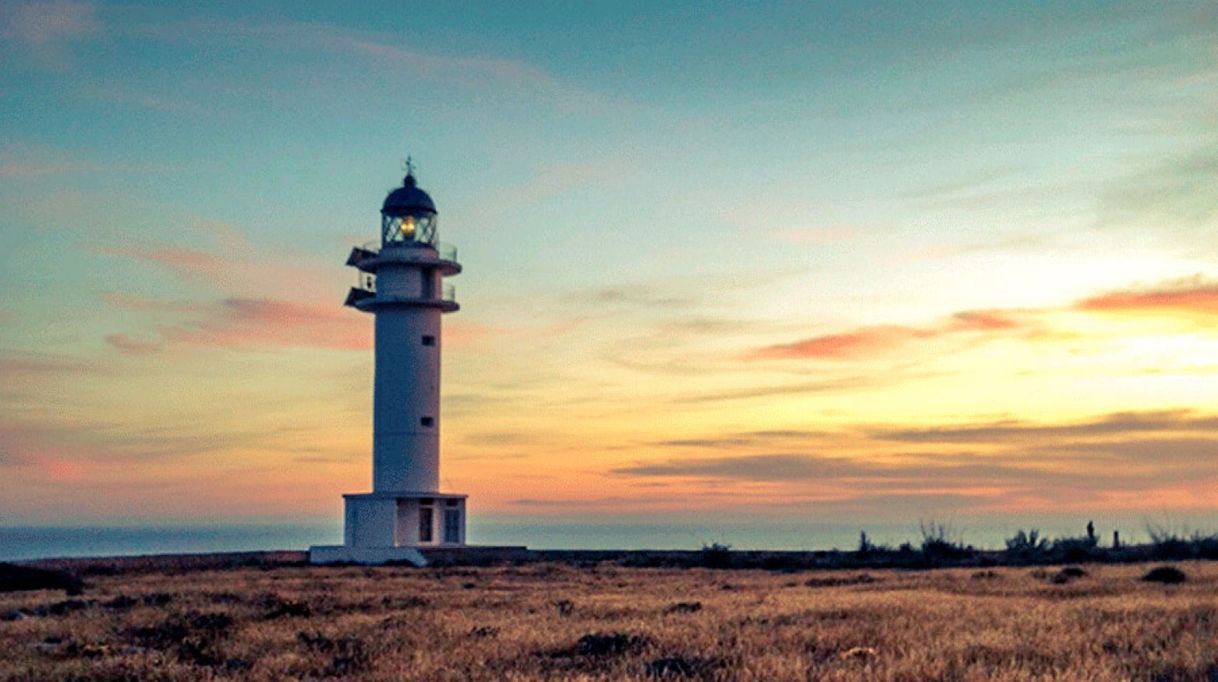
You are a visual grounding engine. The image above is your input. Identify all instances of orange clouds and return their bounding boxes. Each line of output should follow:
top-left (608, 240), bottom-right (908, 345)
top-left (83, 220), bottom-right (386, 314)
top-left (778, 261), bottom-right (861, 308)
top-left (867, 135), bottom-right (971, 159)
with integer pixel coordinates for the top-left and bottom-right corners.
top-left (102, 293), bottom-right (503, 354)
top-left (97, 235), bottom-right (340, 303)
top-left (106, 297), bottom-right (372, 352)
top-left (751, 325), bottom-right (910, 360)
top-left (750, 275), bottom-right (1218, 362)
top-left (751, 309), bottom-right (1024, 360)
top-left (97, 246), bottom-right (225, 280)
top-left (162, 298), bottom-right (369, 351)
top-left (104, 333), bottom-right (161, 354)
top-left (1077, 278), bottom-right (1218, 316)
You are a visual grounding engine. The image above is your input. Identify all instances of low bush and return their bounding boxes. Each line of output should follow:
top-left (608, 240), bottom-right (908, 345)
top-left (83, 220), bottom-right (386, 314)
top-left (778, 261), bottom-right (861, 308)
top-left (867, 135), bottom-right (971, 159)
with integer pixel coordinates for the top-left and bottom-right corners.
top-left (1050, 536), bottom-right (1100, 563)
top-left (0, 563), bottom-right (83, 595)
top-left (1050, 567), bottom-right (1087, 584)
top-left (575, 632), bottom-right (649, 657)
top-left (700, 543), bottom-right (732, 569)
top-left (646, 655), bottom-right (723, 678)
top-left (804, 574), bottom-right (878, 588)
top-left (1005, 529), bottom-right (1050, 562)
top-left (1142, 566), bottom-right (1187, 585)
top-left (664, 601), bottom-right (702, 614)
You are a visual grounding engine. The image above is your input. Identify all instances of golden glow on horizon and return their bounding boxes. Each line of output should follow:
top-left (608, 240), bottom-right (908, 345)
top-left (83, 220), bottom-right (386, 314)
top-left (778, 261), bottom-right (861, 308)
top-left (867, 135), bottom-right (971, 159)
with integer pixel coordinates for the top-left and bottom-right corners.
top-left (6, 278), bottom-right (1214, 527)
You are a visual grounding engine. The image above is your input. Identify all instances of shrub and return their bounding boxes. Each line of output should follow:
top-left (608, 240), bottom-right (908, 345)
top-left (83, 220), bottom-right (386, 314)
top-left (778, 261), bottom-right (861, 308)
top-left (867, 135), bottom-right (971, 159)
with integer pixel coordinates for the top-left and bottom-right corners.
top-left (804, 574), bottom-right (877, 588)
top-left (1146, 523), bottom-right (1193, 560)
top-left (576, 632), bottom-right (648, 657)
top-left (919, 521), bottom-right (971, 564)
top-left (1005, 529), bottom-right (1050, 561)
top-left (259, 593), bottom-right (312, 618)
top-left (857, 531), bottom-right (875, 555)
top-left (0, 563), bottom-right (83, 595)
top-left (664, 601), bottom-right (702, 614)
top-left (1050, 536), bottom-right (1100, 563)
top-left (700, 543), bottom-right (732, 569)
top-left (297, 631), bottom-right (371, 675)
top-left (1050, 567), bottom-right (1087, 584)
top-left (1192, 533), bottom-right (1218, 560)
top-left (646, 655), bottom-right (723, 678)
top-left (1142, 566), bottom-right (1187, 585)
top-left (102, 595), bottom-right (138, 611)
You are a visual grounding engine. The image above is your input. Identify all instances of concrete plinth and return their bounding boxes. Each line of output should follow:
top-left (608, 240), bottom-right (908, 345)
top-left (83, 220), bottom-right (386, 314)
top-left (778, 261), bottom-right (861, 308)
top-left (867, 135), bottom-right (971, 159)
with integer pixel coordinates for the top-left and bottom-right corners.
top-left (308, 545), bottom-right (429, 566)
top-left (308, 544), bottom-right (531, 567)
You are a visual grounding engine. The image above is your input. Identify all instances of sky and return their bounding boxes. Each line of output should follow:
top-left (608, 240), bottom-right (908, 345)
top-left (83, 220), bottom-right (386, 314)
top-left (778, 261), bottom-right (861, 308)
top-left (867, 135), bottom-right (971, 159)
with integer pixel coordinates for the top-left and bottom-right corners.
top-left (1, 1), bottom-right (1217, 544)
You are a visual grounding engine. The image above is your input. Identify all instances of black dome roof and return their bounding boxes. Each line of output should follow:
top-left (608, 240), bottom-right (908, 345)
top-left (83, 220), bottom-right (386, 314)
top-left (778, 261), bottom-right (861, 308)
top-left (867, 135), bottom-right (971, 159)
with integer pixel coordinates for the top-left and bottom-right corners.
top-left (381, 174), bottom-right (437, 215)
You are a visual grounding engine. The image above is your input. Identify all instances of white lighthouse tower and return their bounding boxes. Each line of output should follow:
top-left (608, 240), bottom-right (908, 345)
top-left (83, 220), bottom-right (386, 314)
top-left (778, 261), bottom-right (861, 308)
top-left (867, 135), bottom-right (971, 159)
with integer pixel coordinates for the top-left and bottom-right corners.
top-left (310, 164), bottom-right (466, 565)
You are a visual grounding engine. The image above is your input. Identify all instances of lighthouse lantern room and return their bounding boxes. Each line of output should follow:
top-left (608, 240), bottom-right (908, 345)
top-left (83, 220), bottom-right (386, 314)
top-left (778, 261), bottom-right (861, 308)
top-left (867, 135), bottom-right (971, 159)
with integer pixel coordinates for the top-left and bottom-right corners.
top-left (310, 163), bottom-right (466, 565)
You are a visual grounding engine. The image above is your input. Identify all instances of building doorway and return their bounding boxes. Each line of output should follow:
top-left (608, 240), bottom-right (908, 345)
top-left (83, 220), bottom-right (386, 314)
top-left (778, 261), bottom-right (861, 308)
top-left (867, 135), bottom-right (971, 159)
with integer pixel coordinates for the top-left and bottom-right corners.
top-left (443, 509), bottom-right (461, 544)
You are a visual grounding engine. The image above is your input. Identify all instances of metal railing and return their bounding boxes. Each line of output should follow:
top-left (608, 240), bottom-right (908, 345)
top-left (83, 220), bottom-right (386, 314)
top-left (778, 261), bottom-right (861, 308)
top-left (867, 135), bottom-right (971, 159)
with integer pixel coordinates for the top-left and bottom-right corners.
top-left (361, 240), bottom-right (457, 263)
top-left (353, 274), bottom-right (454, 303)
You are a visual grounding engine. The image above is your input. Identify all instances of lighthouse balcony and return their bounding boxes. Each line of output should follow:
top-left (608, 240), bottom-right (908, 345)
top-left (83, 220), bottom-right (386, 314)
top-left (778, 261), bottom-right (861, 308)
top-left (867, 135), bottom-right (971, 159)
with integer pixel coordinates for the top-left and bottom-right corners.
top-left (347, 240), bottom-right (460, 275)
top-left (346, 282), bottom-right (458, 312)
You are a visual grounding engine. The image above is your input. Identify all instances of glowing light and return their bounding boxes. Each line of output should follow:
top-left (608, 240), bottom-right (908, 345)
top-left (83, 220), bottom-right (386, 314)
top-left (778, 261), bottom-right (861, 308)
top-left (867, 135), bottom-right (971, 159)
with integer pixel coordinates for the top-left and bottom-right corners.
top-left (400, 215), bottom-right (416, 237)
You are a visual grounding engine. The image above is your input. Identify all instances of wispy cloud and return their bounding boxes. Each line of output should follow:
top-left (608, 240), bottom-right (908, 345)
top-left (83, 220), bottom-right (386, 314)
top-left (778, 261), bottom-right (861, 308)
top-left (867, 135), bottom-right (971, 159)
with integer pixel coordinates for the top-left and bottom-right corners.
top-left (103, 333), bottom-right (161, 354)
top-left (608, 408), bottom-right (1218, 511)
top-left (1076, 276), bottom-right (1218, 317)
top-left (125, 17), bottom-right (626, 113)
top-left (162, 298), bottom-right (369, 351)
top-left (668, 374), bottom-right (900, 404)
top-left (0, 0), bottom-right (100, 68)
top-left (653, 429), bottom-right (836, 450)
top-left (78, 83), bottom-right (216, 118)
top-left (748, 271), bottom-right (1218, 363)
top-left (98, 245), bottom-right (224, 278)
top-left (0, 145), bottom-right (171, 178)
top-left (103, 295), bottom-right (369, 352)
top-left (750, 309), bottom-right (1025, 360)
top-left (1097, 145), bottom-right (1218, 233)
top-left (869, 410), bottom-right (1218, 444)
top-left (583, 285), bottom-right (694, 310)
top-left (95, 231), bottom-right (338, 303)
top-left (614, 453), bottom-right (865, 482)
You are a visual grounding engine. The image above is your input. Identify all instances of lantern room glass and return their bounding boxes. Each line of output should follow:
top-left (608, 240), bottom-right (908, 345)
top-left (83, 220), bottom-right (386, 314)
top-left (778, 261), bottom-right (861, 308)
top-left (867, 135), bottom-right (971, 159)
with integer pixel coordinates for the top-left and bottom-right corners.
top-left (381, 211), bottom-right (437, 247)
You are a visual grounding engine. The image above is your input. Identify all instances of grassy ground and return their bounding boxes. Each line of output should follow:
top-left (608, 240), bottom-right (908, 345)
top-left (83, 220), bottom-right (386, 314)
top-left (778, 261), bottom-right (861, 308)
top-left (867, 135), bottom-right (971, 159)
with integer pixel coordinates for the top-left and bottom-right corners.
top-left (1, 560), bottom-right (1216, 681)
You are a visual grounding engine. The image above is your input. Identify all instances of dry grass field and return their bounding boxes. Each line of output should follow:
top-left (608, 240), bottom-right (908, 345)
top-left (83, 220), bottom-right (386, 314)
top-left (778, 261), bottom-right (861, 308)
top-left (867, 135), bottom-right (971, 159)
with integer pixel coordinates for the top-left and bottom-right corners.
top-left (1, 559), bottom-right (1216, 681)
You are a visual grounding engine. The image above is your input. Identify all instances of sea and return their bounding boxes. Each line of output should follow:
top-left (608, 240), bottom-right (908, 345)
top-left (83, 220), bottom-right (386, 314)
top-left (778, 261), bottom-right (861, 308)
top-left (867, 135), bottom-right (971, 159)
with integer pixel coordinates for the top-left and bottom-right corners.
top-left (4, 515), bottom-right (1210, 561)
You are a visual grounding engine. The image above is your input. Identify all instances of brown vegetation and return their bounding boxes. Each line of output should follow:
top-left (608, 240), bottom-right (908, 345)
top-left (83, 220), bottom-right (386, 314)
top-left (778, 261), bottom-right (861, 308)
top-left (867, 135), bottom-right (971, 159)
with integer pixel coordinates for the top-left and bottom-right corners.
top-left (1, 559), bottom-right (1216, 680)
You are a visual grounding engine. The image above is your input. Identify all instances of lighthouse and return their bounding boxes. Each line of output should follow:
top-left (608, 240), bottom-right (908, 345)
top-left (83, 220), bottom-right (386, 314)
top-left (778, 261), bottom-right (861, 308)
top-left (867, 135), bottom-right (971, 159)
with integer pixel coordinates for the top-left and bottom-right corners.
top-left (310, 164), bottom-right (466, 565)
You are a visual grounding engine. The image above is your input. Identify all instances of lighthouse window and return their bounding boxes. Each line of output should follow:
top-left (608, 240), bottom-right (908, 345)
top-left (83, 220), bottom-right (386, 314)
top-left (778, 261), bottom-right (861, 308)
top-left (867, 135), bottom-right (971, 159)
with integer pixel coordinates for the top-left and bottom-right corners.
top-left (418, 507), bottom-right (434, 543)
top-left (420, 416), bottom-right (434, 427)
top-left (422, 335), bottom-right (435, 346)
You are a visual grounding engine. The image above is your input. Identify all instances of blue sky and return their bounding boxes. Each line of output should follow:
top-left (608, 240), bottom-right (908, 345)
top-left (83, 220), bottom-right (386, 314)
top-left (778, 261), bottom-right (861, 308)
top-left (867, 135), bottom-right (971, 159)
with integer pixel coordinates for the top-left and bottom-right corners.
top-left (2, 1), bottom-right (1217, 532)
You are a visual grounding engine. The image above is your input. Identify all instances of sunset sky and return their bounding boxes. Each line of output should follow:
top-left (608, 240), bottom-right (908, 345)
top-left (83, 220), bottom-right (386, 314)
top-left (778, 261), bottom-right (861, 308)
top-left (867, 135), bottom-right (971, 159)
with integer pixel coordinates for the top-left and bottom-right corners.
top-left (2, 1), bottom-right (1216, 544)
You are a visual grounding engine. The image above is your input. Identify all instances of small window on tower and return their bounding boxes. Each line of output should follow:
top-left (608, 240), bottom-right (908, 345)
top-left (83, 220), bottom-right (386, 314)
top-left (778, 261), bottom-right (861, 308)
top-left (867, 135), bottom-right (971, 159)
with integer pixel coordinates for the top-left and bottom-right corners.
top-left (422, 335), bottom-right (436, 346)
top-left (420, 416), bottom-right (434, 427)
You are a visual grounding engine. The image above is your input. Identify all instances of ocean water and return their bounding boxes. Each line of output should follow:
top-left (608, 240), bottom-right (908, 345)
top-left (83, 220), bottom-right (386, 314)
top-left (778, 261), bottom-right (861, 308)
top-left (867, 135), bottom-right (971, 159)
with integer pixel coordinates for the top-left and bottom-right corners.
top-left (0, 525), bottom-right (341, 562)
top-left (4, 515), bottom-right (1203, 561)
